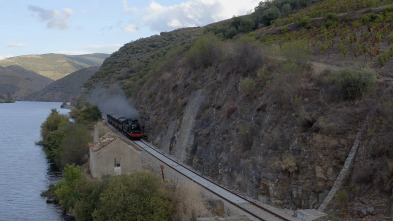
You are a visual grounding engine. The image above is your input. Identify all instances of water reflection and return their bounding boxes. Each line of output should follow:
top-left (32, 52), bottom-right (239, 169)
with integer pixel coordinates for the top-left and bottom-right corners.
top-left (0, 102), bottom-right (69, 220)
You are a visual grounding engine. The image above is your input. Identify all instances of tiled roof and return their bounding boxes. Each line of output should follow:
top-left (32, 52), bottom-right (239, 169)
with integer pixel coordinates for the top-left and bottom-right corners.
top-left (89, 131), bottom-right (118, 152)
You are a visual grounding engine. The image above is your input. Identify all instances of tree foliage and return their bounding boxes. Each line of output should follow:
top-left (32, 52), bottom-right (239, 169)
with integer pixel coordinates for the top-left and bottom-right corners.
top-left (240, 78), bottom-right (257, 96)
top-left (71, 104), bottom-right (102, 127)
top-left (55, 164), bottom-right (84, 210)
top-left (186, 34), bottom-right (223, 68)
top-left (59, 124), bottom-right (92, 168)
top-left (41, 109), bottom-right (70, 143)
top-left (92, 172), bottom-right (174, 221)
top-left (41, 105), bottom-right (97, 169)
top-left (333, 68), bottom-right (376, 100)
top-left (206, 0), bottom-right (315, 39)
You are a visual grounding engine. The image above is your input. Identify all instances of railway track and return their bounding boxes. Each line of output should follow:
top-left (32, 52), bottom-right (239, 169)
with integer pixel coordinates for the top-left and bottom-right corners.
top-left (133, 139), bottom-right (296, 221)
top-left (104, 118), bottom-right (295, 220)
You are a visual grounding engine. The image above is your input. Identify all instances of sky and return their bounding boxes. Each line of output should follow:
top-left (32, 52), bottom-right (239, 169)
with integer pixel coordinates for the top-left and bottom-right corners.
top-left (0, 0), bottom-right (261, 59)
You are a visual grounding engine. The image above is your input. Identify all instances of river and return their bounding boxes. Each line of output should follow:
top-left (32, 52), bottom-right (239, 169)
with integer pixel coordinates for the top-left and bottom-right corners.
top-left (0, 101), bottom-right (69, 221)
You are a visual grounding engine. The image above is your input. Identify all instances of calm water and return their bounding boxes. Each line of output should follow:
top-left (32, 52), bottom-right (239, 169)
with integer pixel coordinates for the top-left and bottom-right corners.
top-left (0, 101), bottom-right (69, 221)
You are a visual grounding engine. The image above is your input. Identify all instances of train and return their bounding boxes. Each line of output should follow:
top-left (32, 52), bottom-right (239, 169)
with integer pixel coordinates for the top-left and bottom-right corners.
top-left (107, 114), bottom-right (144, 139)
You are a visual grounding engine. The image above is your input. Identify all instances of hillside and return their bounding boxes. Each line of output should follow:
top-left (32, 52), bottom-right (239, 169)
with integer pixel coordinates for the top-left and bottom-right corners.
top-left (0, 53), bottom-right (109, 80)
top-left (82, 0), bottom-right (393, 219)
top-left (0, 65), bottom-right (53, 99)
top-left (84, 28), bottom-right (203, 96)
top-left (26, 66), bottom-right (99, 102)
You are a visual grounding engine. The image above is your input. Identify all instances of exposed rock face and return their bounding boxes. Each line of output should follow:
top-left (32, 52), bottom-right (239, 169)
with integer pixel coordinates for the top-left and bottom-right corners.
top-left (135, 59), bottom-right (374, 210)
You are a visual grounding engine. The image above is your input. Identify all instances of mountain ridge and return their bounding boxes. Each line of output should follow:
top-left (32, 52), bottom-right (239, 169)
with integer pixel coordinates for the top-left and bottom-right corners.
top-left (0, 65), bottom-right (53, 99)
top-left (0, 53), bottom-right (109, 80)
top-left (26, 66), bottom-right (99, 102)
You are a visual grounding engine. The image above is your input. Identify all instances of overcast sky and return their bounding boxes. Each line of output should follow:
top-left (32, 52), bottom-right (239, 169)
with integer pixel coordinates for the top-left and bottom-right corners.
top-left (0, 0), bottom-right (261, 59)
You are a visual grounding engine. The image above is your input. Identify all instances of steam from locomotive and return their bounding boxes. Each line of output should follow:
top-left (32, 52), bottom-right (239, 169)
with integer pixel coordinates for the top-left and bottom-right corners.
top-left (88, 85), bottom-right (138, 119)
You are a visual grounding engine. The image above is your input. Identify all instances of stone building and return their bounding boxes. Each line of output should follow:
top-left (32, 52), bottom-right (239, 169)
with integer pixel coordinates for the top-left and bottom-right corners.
top-left (89, 124), bottom-right (142, 178)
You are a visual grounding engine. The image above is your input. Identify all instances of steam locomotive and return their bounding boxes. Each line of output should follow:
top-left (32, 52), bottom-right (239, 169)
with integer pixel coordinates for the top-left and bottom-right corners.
top-left (107, 114), bottom-right (144, 139)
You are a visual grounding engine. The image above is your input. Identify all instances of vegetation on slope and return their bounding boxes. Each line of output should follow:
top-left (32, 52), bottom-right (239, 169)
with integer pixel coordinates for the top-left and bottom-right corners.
top-left (26, 67), bottom-right (99, 102)
top-left (43, 166), bottom-right (209, 221)
top-left (41, 105), bottom-right (210, 220)
top-left (0, 53), bottom-right (109, 80)
top-left (84, 28), bottom-right (202, 97)
top-left (40, 104), bottom-right (101, 169)
top-left (0, 65), bottom-right (53, 99)
top-left (204, 0), bottom-right (320, 39)
top-left (79, 0), bottom-right (393, 219)
top-left (256, 0), bottom-right (393, 68)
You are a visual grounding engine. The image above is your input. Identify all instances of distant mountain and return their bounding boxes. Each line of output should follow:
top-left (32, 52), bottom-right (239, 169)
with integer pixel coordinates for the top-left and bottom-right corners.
top-left (0, 53), bottom-right (109, 80)
top-left (26, 66), bottom-right (99, 102)
top-left (0, 65), bottom-right (53, 99)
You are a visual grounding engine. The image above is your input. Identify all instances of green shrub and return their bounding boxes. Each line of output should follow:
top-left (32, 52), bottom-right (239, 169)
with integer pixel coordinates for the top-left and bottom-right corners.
top-left (333, 68), bottom-right (376, 100)
top-left (281, 154), bottom-right (297, 173)
top-left (335, 189), bottom-right (349, 213)
top-left (378, 52), bottom-right (388, 66)
top-left (41, 109), bottom-right (70, 143)
top-left (239, 125), bottom-right (252, 149)
top-left (261, 6), bottom-right (281, 26)
top-left (281, 26), bottom-right (289, 34)
top-left (361, 13), bottom-right (382, 24)
top-left (323, 20), bottom-right (338, 28)
top-left (73, 177), bottom-right (107, 221)
top-left (186, 35), bottom-right (223, 68)
top-left (281, 3), bottom-right (292, 16)
top-left (231, 16), bottom-right (255, 33)
top-left (231, 38), bottom-right (264, 74)
top-left (71, 104), bottom-right (102, 127)
top-left (92, 172), bottom-right (174, 221)
top-left (58, 124), bottom-right (92, 169)
top-left (54, 164), bottom-right (84, 210)
top-left (325, 12), bottom-right (339, 21)
top-left (297, 16), bottom-right (311, 29)
top-left (41, 108), bottom-right (92, 169)
top-left (280, 40), bottom-right (310, 70)
top-left (240, 77), bottom-right (256, 96)
top-left (44, 128), bottom-right (67, 163)
top-left (383, 6), bottom-right (393, 14)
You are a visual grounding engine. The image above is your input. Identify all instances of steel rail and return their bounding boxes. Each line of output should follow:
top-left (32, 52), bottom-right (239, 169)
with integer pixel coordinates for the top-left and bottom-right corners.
top-left (104, 119), bottom-right (292, 221)
top-left (135, 139), bottom-right (292, 221)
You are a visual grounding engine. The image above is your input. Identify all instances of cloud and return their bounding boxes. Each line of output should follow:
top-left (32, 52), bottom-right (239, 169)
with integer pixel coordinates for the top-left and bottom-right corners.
top-left (123, 24), bottom-right (138, 33)
top-left (123, 0), bottom-right (138, 13)
top-left (28, 5), bottom-right (74, 29)
top-left (0, 54), bottom-right (13, 60)
top-left (142, 0), bottom-right (259, 32)
top-left (6, 43), bottom-right (28, 47)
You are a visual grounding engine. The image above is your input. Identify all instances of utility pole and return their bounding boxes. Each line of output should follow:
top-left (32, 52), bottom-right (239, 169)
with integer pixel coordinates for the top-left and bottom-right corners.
top-left (160, 165), bottom-right (165, 181)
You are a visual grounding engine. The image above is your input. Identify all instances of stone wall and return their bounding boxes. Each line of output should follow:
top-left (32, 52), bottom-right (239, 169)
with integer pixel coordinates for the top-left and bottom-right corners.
top-left (90, 138), bottom-right (141, 178)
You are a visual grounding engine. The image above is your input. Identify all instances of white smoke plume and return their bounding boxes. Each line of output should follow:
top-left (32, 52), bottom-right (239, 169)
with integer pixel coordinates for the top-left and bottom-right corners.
top-left (88, 85), bottom-right (139, 119)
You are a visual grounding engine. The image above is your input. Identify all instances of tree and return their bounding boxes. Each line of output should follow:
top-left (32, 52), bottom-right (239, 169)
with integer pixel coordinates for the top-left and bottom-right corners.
top-left (41, 109), bottom-right (69, 143)
top-left (93, 172), bottom-right (174, 221)
top-left (333, 68), bottom-right (376, 100)
top-left (54, 164), bottom-right (84, 210)
top-left (240, 78), bottom-right (256, 96)
top-left (44, 128), bottom-right (67, 163)
top-left (73, 178), bottom-right (108, 221)
top-left (261, 6), bottom-right (281, 26)
top-left (186, 35), bottom-right (223, 68)
top-left (71, 105), bottom-right (102, 127)
top-left (59, 124), bottom-right (92, 168)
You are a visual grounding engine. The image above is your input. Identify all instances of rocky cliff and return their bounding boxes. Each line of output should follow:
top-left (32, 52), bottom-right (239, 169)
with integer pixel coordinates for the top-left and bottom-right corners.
top-left (81, 1), bottom-right (393, 218)
top-left (132, 42), bottom-right (380, 210)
